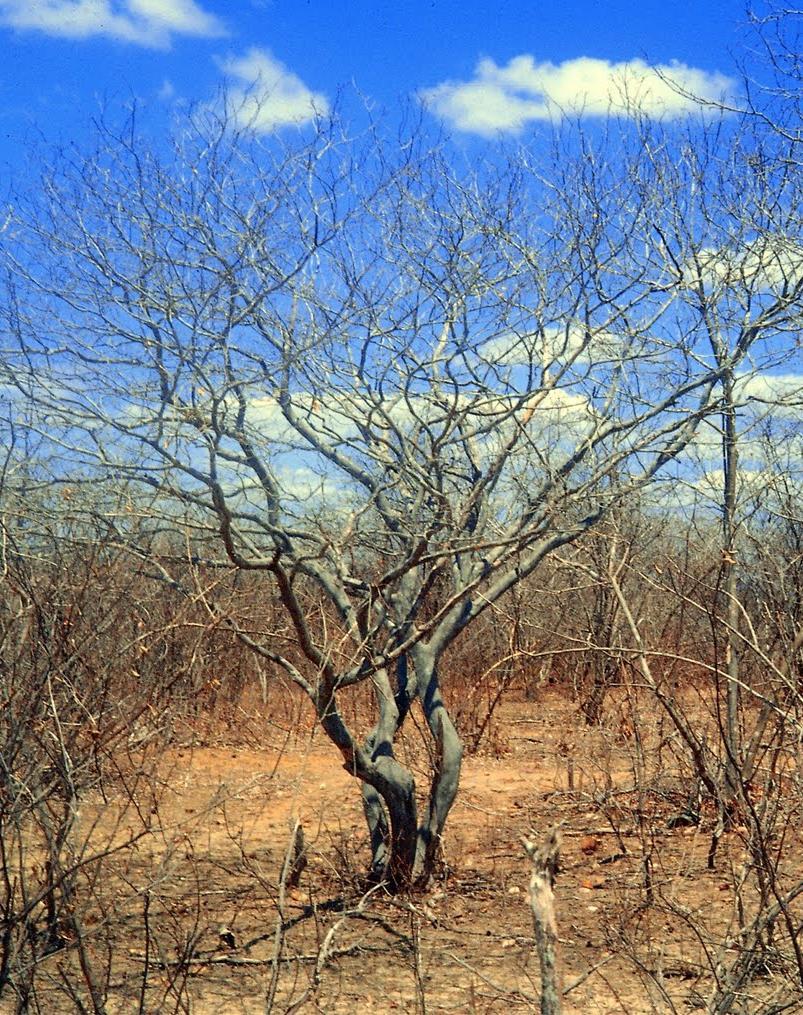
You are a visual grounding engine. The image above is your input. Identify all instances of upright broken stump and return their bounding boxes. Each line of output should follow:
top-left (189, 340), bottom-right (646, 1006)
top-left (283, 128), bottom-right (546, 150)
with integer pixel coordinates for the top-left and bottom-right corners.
top-left (522, 826), bottom-right (562, 1015)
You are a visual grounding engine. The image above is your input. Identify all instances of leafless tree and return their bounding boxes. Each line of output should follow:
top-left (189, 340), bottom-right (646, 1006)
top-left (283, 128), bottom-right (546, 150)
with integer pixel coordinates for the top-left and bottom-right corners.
top-left (1, 97), bottom-right (800, 890)
top-left (743, 3), bottom-right (803, 152)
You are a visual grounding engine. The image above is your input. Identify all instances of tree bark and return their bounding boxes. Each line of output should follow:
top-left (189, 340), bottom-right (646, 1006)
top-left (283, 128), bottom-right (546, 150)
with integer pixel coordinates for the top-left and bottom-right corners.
top-left (361, 658), bottom-right (416, 880)
top-left (315, 678), bottom-right (419, 890)
top-left (523, 827), bottom-right (562, 1015)
top-left (411, 645), bottom-right (463, 885)
top-left (721, 368), bottom-right (742, 815)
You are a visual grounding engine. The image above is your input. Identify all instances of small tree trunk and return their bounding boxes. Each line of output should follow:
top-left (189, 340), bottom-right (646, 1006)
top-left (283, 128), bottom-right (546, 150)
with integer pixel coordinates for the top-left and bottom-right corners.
top-left (582, 525), bottom-right (624, 725)
top-left (361, 782), bottom-right (389, 877)
top-left (411, 646), bottom-right (463, 886)
top-left (522, 827), bottom-right (562, 1015)
top-left (361, 661), bottom-right (416, 882)
top-left (721, 368), bottom-right (742, 818)
top-left (315, 678), bottom-right (418, 890)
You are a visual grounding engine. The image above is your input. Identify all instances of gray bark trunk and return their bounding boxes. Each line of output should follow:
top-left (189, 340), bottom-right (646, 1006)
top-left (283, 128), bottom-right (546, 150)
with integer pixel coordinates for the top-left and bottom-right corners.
top-left (315, 677), bottom-right (418, 890)
top-left (360, 647), bottom-right (463, 889)
top-left (411, 645), bottom-right (463, 884)
top-left (523, 828), bottom-right (562, 1015)
top-left (721, 369), bottom-right (742, 811)
top-left (361, 658), bottom-right (418, 885)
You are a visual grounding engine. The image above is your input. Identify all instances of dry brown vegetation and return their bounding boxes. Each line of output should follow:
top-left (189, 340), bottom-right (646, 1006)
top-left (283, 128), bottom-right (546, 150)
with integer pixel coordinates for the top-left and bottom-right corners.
top-left (1, 10), bottom-right (801, 1009)
top-left (1, 508), bottom-right (801, 1014)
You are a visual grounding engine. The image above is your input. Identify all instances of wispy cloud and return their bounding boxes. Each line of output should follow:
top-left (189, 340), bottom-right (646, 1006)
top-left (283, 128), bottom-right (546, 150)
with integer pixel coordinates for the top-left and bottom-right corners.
top-left (0, 0), bottom-right (225, 49)
top-left (219, 48), bottom-right (329, 131)
top-left (734, 372), bottom-right (803, 415)
top-left (421, 56), bottom-right (735, 135)
top-left (480, 323), bottom-right (625, 369)
top-left (157, 78), bottom-right (176, 101)
top-left (690, 237), bottom-right (803, 293)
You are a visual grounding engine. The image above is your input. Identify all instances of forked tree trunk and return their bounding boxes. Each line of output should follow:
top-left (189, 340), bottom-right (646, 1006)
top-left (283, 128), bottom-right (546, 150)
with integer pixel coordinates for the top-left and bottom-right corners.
top-left (315, 677), bottom-right (418, 890)
top-left (361, 661), bottom-right (416, 883)
top-left (372, 762), bottom-right (419, 890)
top-left (354, 753), bottom-right (420, 890)
top-left (361, 747), bottom-right (420, 889)
top-left (359, 649), bottom-right (463, 890)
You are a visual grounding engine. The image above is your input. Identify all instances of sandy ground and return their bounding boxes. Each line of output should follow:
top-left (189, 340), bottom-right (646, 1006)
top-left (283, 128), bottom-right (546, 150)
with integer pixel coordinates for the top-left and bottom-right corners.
top-left (9, 692), bottom-right (797, 1013)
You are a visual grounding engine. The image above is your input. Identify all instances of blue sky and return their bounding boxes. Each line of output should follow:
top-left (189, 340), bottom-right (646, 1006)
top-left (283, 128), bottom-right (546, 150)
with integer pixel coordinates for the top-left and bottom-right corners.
top-left (0, 0), bottom-right (748, 170)
top-left (0, 2), bottom-right (798, 516)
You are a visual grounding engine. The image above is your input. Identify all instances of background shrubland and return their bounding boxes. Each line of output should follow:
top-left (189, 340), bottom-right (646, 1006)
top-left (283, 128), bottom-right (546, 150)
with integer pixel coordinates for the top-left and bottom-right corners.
top-left (0, 479), bottom-right (801, 1011)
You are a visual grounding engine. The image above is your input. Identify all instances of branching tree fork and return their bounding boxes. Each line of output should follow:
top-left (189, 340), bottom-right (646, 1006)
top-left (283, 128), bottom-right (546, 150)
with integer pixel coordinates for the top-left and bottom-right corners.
top-left (2, 101), bottom-right (800, 889)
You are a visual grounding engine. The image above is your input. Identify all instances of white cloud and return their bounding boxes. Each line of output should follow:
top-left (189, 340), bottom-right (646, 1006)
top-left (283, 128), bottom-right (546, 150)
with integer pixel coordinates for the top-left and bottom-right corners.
top-left (691, 237), bottom-right (803, 293)
top-left (219, 48), bottom-right (329, 131)
top-left (734, 372), bottom-right (803, 415)
top-left (681, 465), bottom-right (769, 510)
top-left (241, 384), bottom-right (597, 477)
top-left (0, 0), bottom-right (225, 48)
top-left (421, 55), bottom-right (735, 135)
top-left (480, 323), bottom-right (624, 368)
top-left (677, 374), bottom-right (803, 457)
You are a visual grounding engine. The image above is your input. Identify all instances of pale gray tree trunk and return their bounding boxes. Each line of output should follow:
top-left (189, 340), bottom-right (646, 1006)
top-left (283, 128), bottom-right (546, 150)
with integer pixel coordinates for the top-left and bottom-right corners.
top-left (410, 644), bottom-right (463, 884)
top-left (358, 647), bottom-right (463, 889)
top-left (315, 678), bottom-right (419, 890)
top-left (721, 368), bottom-right (742, 813)
top-left (361, 658), bottom-right (416, 880)
top-left (523, 828), bottom-right (562, 1015)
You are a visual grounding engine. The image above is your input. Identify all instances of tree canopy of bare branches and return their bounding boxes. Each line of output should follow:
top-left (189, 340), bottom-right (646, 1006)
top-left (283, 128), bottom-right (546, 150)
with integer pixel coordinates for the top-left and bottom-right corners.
top-left (1, 97), bottom-right (801, 888)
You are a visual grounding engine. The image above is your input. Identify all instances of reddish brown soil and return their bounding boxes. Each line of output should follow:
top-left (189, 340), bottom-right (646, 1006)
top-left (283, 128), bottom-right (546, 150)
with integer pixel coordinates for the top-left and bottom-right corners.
top-left (14, 692), bottom-right (800, 1013)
